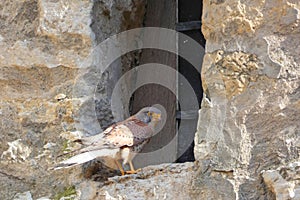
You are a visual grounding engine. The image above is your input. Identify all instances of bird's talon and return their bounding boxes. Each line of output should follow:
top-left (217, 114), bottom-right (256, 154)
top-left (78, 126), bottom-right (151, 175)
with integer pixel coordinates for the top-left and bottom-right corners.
top-left (125, 169), bottom-right (141, 174)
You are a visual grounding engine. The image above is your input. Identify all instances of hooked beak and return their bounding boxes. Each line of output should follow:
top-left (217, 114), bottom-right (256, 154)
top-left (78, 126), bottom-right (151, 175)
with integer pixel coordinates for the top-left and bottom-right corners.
top-left (152, 113), bottom-right (161, 121)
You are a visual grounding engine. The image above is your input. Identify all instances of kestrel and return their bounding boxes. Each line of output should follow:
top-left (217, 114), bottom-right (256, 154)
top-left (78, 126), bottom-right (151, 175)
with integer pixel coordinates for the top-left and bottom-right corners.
top-left (54, 107), bottom-right (162, 175)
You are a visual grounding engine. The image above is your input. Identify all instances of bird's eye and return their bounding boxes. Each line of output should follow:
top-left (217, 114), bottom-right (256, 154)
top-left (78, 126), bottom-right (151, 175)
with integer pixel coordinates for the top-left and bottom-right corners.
top-left (147, 112), bottom-right (151, 116)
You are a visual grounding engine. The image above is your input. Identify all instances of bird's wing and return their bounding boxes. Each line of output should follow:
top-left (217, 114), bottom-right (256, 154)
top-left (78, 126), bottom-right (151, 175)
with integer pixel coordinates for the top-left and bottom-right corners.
top-left (103, 117), bottom-right (154, 147)
top-left (70, 117), bottom-right (151, 152)
top-left (74, 124), bottom-right (117, 146)
top-left (53, 124), bottom-right (120, 170)
top-left (60, 116), bottom-right (154, 156)
top-left (55, 125), bottom-right (118, 159)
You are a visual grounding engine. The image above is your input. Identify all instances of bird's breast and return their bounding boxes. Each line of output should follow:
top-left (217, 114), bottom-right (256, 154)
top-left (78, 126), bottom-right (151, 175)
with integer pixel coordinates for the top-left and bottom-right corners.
top-left (124, 122), bottom-right (153, 141)
top-left (105, 124), bottom-right (134, 146)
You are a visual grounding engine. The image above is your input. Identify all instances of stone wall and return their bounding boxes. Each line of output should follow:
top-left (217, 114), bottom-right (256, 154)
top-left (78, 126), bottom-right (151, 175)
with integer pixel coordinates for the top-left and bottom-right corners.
top-left (195, 0), bottom-right (300, 199)
top-left (1, 0), bottom-right (299, 199)
top-left (0, 0), bottom-right (146, 199)
top-left (88, 0), bottom-right (300, 199)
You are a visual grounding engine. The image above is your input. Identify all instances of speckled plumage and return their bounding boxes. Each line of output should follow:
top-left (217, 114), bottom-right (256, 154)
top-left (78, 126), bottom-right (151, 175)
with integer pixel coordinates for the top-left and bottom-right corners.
top-left (54, 107), bottom-right (162, 175)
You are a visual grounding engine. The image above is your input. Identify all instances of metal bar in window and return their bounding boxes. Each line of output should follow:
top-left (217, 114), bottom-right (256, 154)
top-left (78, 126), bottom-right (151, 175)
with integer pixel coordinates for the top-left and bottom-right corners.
top-left (176, 110), bottom-right (198, 120)
top-left (175, 21), bottom-right (202, 32)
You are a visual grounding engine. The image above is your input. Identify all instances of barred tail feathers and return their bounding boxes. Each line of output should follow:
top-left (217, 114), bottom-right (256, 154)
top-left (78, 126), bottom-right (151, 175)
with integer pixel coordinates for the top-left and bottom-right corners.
top-left (53, 148), bottom-right (119, 170)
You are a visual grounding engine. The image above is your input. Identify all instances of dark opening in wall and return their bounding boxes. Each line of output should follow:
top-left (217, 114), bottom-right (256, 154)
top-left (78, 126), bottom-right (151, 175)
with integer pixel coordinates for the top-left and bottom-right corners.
top-left (131, 0), bottom-right (205, 165)
top-left (176, 0), bottom-right (205, 162)
top-left (89, 0), bottom-right (205, 178)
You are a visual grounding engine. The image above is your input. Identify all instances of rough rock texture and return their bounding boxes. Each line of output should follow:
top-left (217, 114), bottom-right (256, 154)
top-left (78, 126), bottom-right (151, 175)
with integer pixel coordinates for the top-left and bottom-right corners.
top-left (262, 162), bottom-right (300, 200)
top-left (77, 1), bottom-right (300, 197)
top-left (195, 0), bottom-right (300, 199)
top-left (78, 162), bottom-right (235, 200)
top-left (0, 0), bottom-right (146, 199)
top-left (1, 0), bottom-right (299, 199)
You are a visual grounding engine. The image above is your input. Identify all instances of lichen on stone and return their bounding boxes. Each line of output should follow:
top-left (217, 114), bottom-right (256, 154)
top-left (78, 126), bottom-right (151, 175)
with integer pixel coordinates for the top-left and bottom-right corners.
top-left (54, 186), bottom-right (77, 200)
top-left (1, 139), bottom-right (32, 162)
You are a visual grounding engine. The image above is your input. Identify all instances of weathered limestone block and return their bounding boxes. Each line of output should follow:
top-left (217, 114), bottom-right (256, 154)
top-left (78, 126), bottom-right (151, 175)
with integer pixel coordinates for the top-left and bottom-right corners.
top-left (0, 0), bottom-right (92, 68)
top-left (38, 0), bottom-right (92, 38)
top-left (77, 162), bottom-right (235, 200)
top-left (196, 0), bottom-right (300, 199)
top-left (262, 162), bottom-right (300, 199)
top-left (0, 0), bottom-right (146, 199)
top-left (1, 0), bottom-right (298, 199)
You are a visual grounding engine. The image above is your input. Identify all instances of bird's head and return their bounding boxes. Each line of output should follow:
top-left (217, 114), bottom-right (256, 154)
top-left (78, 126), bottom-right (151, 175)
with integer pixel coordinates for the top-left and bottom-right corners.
top-left (135, 107), bottom-right (162, 124)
